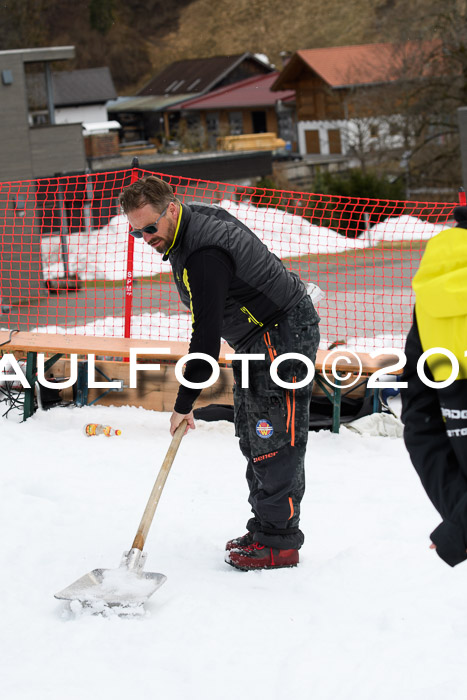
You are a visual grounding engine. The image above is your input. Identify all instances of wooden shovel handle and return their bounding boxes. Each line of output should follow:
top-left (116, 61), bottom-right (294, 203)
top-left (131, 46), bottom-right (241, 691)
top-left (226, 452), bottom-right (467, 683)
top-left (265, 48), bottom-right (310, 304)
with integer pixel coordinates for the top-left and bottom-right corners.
top-left (131, 420), bottom-right (187, 552)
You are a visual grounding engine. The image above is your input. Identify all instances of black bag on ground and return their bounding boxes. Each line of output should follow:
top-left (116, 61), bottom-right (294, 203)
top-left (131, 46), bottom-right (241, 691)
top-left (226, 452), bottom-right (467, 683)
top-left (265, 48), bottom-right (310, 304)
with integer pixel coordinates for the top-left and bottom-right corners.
top-left (193, 392), bottom-right (375, 431)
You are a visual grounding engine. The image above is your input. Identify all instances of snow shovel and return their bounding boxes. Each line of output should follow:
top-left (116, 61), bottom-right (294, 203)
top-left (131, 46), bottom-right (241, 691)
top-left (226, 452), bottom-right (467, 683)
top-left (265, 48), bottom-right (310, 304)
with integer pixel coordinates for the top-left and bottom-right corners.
top-left (55, 420), bottom-right (187, 608)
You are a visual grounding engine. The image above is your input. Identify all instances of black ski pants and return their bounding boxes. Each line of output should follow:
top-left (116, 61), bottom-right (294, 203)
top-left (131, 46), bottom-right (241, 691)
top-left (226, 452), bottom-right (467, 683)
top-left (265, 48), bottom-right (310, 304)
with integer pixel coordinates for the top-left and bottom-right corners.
top-left (233, 296), bottom-right (320, 550)
top-left (402, 319), bottom-right (467, 566)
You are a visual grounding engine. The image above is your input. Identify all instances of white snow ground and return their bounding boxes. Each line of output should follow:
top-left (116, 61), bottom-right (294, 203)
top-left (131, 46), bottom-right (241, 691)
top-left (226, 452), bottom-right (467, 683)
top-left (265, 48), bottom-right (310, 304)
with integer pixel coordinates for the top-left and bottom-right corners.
top-left (2, 403), bottom-right (467, 700)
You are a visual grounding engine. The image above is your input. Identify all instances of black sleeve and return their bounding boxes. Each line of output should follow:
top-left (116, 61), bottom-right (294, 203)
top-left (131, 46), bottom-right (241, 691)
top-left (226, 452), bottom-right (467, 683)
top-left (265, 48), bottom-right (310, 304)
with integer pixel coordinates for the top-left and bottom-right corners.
top-left (401, 313), bottom-right (467, 566)
top-left (173, 247), bottom-right (234, 414)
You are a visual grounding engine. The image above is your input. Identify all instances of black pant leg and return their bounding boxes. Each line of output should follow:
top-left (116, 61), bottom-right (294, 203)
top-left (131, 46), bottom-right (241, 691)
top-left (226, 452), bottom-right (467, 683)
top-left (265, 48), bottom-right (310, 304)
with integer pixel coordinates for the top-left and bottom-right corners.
top-left (232, 361), bottom-right (262, 532)
top-left (234, 297), bottom-right (320, 549)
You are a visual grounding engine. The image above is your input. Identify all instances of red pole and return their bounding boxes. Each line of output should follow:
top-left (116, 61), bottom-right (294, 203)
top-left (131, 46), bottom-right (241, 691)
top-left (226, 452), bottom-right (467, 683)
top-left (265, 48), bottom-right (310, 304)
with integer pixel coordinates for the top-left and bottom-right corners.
top-left (124, 158), bottom-right (139, 339)
top-left (459, 187), bottom-right (466, 205)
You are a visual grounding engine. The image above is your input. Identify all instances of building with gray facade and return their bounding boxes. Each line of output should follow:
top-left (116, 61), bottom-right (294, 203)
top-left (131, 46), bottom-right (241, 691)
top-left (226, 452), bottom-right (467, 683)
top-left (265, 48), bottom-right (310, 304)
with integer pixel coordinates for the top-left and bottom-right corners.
top-left (0, 46), bottom-right (86, 310)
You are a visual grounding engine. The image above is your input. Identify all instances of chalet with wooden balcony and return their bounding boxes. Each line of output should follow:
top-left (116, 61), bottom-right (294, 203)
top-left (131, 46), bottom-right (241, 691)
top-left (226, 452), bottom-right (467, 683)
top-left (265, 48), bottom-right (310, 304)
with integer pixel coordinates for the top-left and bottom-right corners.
top-left (271, 42), bottom-right (437, 160)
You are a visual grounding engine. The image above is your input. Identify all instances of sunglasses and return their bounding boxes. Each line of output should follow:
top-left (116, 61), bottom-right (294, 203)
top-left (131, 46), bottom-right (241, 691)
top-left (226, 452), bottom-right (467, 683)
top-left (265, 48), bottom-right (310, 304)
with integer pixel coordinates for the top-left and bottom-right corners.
top-left (129, 205), bottom-right (169, 239)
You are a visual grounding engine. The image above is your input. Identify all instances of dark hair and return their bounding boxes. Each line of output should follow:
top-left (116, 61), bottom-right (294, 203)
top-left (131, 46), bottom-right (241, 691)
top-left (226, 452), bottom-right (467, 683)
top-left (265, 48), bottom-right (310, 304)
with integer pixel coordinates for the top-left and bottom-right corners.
top-left (119, 175), bottom-right (178, 214)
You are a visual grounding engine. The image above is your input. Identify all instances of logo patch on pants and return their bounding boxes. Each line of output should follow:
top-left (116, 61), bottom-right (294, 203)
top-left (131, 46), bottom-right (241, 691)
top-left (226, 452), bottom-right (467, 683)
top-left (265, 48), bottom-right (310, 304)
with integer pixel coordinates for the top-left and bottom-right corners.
top-left (256, 419), bottom-right (274, 438)
top-left (253, 451), bottom-right (278, 463)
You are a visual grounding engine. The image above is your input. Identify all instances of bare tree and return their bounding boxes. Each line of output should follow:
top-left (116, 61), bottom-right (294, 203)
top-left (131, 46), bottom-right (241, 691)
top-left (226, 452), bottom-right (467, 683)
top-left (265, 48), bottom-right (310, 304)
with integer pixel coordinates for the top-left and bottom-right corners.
top-left (366, 0), bottom-right (467, 194)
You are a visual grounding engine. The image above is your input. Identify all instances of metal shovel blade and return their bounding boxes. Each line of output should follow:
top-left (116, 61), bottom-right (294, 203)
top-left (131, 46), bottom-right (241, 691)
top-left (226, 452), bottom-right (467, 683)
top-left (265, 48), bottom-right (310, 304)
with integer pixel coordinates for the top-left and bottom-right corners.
top-left (54, 549), bottom-right (167, 606)
top-left (55, 422), bottom-right (186, 609)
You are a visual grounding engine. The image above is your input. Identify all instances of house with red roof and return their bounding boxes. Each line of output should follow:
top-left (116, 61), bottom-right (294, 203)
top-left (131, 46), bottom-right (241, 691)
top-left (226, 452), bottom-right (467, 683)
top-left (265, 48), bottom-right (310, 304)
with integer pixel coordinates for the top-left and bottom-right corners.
top-left (169, 72), bottom-right (295, 149)
top-left (108, 53), bottom-right (274, 144)
top-left (271, 42), bottom-right (441, 160)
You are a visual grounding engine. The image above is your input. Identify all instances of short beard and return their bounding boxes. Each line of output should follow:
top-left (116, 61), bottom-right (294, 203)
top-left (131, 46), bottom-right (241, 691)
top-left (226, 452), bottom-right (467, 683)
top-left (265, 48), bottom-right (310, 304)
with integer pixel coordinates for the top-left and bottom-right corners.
top-left (163, 218), bottom-right (176, 253)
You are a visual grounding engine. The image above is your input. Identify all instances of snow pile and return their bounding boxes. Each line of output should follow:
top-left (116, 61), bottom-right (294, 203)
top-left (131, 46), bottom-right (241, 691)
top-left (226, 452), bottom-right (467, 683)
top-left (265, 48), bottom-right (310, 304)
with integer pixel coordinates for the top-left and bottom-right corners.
top-left (64, 567), bottom-right (162, 607)
top-left (220, 200), bottom-right (448, 257)
top-left (1, 404), bottom-right (467, 699)
top-left (219, 199), bottom-right (368, 257)
top-left (40, 202), bottom-right (449, 282)
top-left (362, 214), bottom-right (445, 246)
top-left (343, 334), bottom-right (408, 352)
top-left (97, 568), bottom-right (157, 598)
top-left (34, 310), bottom-right (193, 341)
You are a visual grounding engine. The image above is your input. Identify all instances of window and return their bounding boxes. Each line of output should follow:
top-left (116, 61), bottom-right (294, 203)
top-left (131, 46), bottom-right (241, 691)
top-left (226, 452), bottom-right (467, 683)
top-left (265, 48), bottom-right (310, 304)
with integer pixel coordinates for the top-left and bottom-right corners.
top-left (206, 113), bottom-right (219, 132)
top-left (206, 112), bottom-right (220, 148)
top-left (29, 111), bottom-right (49, 127)
top-left (228, 111), bottom-right (243, 135)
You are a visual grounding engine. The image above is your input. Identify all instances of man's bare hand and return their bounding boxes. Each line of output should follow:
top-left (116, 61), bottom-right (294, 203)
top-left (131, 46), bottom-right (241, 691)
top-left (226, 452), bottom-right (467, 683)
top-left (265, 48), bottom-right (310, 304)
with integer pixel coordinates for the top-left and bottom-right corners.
top-left (170, 410), bottom-right (195, 436)
top-left (430, 542), bottom-right (467, 553)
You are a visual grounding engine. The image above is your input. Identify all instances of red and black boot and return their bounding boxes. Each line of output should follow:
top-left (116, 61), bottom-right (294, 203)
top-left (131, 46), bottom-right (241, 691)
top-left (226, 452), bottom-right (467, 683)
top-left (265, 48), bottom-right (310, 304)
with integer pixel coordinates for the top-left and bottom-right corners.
top-left (225, 541), bottom-right (299, 571)
top-left (225, 532), bottom-right (254, 551)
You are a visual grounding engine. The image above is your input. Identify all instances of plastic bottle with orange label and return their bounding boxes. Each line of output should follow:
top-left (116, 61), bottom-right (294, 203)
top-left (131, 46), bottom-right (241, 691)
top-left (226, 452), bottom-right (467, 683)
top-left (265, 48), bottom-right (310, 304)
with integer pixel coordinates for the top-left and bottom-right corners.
top-left (84, 423), bottom-right (122, 437)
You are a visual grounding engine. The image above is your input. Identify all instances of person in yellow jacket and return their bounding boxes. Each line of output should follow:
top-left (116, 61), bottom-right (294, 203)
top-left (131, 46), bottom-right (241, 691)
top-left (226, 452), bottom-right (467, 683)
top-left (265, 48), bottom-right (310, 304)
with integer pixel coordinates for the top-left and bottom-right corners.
top-left (402, 206), bottom-right (467, 566)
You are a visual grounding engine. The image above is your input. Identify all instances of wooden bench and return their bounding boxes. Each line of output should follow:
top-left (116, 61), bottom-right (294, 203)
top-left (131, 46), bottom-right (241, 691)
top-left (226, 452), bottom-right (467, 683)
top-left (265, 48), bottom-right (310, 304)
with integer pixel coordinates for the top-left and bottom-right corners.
top-left (0, 330), bottom-right (402, 432)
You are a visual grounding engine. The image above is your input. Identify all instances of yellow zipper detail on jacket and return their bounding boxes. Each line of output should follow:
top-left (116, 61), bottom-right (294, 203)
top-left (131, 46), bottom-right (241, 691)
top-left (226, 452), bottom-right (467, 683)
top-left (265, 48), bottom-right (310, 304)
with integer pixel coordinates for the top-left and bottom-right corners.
top-left (183, 267), bottom-right (194, 329)
top-left (240, 306), bottom-right (263, 326)
top-left (164, 204), bottom-right (183, 258)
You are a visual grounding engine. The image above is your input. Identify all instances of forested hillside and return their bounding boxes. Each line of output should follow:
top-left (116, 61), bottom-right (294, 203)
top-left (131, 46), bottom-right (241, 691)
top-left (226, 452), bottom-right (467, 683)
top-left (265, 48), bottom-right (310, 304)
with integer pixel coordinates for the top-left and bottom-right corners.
top-left (0, 0), bottom-right (437, 93)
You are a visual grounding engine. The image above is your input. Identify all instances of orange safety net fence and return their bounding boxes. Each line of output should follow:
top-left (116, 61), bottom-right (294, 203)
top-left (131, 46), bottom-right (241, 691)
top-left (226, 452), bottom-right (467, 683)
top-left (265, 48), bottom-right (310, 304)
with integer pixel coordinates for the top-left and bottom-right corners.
top-left (0, 167), bottom-right (456, 351)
